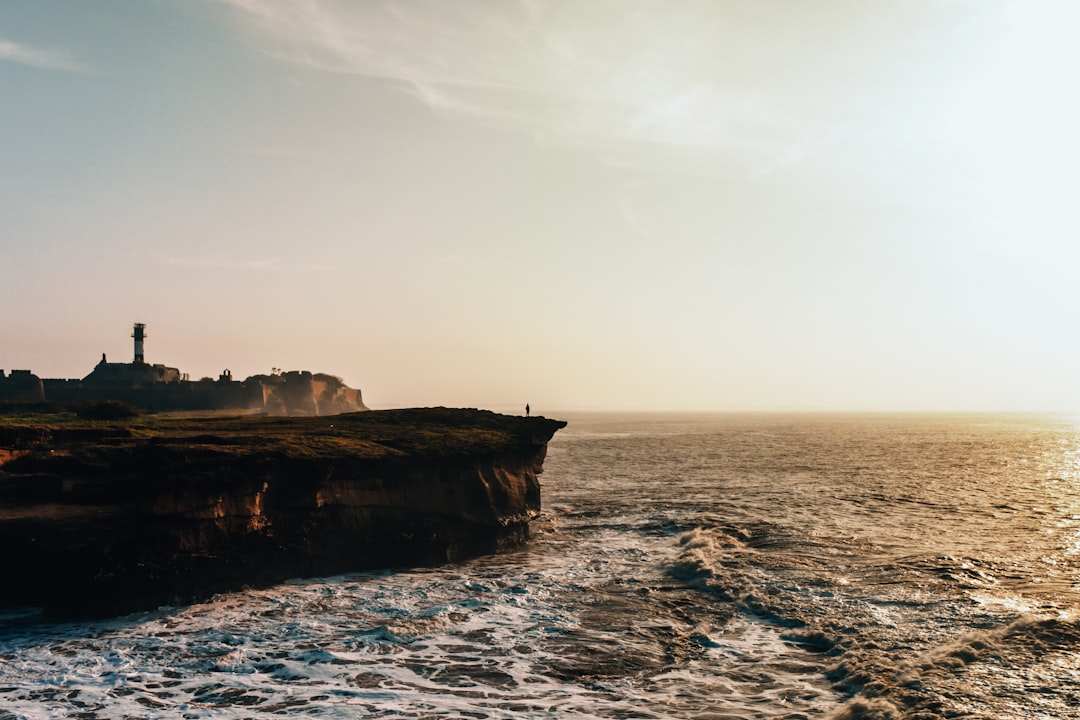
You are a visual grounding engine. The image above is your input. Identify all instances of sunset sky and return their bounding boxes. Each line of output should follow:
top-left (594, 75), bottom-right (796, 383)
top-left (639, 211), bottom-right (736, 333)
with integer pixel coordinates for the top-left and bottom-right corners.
top-left (2, 1), bottom-right (1078, 412)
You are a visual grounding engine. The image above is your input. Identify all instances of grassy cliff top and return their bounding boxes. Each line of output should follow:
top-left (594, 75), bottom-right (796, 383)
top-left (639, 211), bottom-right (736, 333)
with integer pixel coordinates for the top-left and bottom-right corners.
top-left (0, 407), bottom-right (567, 467)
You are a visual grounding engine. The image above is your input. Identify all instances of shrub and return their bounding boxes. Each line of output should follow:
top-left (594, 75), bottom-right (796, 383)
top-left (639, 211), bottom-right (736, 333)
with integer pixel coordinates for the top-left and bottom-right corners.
top-left (76, 401), bottom-right (140, 421)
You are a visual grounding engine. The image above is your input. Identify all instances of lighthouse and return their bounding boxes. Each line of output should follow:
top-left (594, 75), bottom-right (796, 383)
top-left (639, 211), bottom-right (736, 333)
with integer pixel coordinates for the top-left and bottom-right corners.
top-left (132, 323), bottom-right (146, 364)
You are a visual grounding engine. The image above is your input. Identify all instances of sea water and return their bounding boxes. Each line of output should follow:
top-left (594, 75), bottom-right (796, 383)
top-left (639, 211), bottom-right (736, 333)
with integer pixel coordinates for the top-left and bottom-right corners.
top-left (1, 413), bottom-right (1079, 719)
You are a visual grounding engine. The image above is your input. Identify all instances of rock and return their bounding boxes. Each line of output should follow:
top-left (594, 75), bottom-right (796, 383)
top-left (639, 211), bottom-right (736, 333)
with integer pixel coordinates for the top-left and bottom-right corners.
top-left (255, 371), bottom-right (367, 416)
top-left (0, 408), bottom-right (565, 618)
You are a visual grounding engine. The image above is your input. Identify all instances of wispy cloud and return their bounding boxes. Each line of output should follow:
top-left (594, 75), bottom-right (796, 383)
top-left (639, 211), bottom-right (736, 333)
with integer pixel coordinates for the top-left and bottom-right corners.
top-left (239, 145), bottom-right (323, 159)
top-left (210, 1), bottom-right (826, 168)
top-left (212, 0), bottom-right (1008, 184)
top-left (0, 39), bottom-right (89, 74)
top-left (167, 255), bottom-right (339, 274)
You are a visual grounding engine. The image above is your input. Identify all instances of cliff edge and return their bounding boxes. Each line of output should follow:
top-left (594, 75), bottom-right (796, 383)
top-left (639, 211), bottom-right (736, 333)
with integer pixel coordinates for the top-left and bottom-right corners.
top-left (0, 408), bottom-right (565, 617)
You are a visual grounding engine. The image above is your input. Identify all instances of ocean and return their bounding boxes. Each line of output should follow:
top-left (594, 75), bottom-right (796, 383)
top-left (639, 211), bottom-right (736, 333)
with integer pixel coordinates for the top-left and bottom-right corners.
top-left (1, 413), bottom-right (1078, 719)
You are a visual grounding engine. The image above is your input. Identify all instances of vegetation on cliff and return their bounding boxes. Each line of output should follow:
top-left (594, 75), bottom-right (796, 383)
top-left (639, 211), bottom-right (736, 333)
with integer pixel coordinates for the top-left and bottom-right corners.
top-left (0, 406), bottom-right (558, 467)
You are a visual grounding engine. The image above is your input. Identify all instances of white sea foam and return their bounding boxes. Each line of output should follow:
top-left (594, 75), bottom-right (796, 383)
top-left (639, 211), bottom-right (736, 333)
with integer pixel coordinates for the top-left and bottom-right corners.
top-left (0, 525), bottom-right (839, 719)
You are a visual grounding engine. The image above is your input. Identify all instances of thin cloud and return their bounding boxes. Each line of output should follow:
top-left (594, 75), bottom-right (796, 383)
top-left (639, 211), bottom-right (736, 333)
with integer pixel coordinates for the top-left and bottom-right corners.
top-left (211, 0), bottom-right (1012, 186)
top-left (167, 255), bottom-right (339, 273)
top-left (210, 0), bottom-right (812, 166)
top-left (239, 145), bottom-right (322, 159)
top-left (0, 39), bottom-right (89, 74)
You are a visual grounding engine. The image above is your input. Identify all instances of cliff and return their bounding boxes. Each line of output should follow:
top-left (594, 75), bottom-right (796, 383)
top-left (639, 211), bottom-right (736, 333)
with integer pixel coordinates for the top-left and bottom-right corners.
top-left (253, 371), bottom-right (367, 416)
top-left (0, 408), bottom-right (565, 618)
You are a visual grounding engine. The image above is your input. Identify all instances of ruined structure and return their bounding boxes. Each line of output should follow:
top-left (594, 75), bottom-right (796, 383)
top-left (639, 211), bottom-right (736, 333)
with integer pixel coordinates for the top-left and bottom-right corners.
top-left (0, 324), bottom-right (367, 416)
top-left (0, 370), bottom-right (44, 403)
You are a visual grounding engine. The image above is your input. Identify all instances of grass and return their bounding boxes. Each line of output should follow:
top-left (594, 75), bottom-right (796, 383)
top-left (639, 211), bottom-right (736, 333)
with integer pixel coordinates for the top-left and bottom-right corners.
top-left (0, 406), bottom-right (564, 469)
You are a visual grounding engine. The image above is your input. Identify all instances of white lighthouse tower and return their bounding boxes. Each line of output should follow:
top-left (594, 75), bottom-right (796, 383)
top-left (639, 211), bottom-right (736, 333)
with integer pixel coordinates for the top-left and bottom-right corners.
top-left (132, 323), bottom-right (146, 364)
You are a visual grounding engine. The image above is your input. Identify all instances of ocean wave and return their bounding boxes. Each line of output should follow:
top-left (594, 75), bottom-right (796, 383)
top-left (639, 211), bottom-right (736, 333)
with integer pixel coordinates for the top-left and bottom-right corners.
top-left (822, 614), bottom-right (1080, 719)
top-left (6, 413), bottom-right (1080, 719)
top-left (666, 523), bottom-right (1080, 720)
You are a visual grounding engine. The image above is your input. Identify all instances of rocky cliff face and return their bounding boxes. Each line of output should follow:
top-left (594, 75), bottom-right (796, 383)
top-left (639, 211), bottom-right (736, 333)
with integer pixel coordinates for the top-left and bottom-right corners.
top-left (0, 408), bottom-right (564, 617)
top-left (260, 371), bottom-right (368, 416)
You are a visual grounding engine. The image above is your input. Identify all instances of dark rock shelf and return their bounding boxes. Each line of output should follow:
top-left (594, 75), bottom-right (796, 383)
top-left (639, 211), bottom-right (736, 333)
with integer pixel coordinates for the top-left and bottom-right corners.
top-left (0, 408), bottom-right (565, 618)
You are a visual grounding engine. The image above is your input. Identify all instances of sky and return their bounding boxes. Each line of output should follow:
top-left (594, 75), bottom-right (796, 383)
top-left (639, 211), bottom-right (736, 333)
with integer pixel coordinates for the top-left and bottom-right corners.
top-left (2, 0), bottom-right (1078, 413)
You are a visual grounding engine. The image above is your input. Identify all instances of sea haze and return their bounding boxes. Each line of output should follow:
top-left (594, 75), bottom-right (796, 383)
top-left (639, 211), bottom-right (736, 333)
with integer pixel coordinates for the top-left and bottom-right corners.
top-left (2, 412), bottom-right (1079, 719)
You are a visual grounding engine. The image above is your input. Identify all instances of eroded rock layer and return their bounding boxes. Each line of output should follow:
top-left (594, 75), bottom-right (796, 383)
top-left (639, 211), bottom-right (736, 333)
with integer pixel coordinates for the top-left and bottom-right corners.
top-left (0, 408), bottom-right (565, 617)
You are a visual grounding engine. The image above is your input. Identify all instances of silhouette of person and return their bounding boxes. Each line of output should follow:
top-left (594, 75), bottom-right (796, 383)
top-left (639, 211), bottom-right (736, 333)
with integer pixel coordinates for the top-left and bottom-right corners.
top-left (525, 403), bottom-right (530, 417)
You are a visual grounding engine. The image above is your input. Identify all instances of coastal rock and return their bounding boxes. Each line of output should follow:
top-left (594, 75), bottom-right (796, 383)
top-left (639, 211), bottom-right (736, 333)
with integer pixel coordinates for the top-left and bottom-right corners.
top-left (0, 408), bottom-right (565, 617)
top-left (255, 371), bottom-right (367, 416)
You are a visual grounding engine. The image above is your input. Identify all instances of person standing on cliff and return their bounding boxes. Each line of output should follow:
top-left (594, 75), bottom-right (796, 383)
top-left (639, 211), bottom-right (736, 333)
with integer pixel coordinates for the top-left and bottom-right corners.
top-left (526, 403), bottom-right (530, 417)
